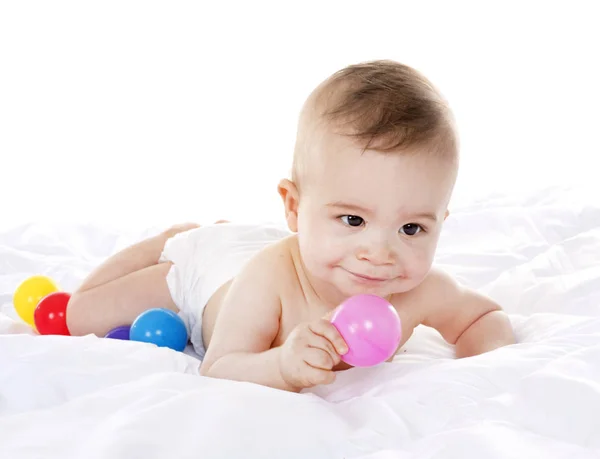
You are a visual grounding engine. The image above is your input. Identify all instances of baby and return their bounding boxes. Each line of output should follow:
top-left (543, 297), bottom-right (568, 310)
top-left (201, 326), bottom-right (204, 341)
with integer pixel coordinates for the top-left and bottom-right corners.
top-left (67, 60), bottom-right (516, 392)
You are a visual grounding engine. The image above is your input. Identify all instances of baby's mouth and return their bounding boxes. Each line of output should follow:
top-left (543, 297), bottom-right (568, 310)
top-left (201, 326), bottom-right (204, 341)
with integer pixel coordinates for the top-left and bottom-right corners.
top-left (341, 268), bottom-right (394, 283)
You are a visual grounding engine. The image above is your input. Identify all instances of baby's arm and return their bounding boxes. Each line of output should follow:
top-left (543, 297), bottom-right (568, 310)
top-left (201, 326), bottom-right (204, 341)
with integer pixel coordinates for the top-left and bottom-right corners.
top-left (199, 246), bottom-right (290, 390)
top-left (421, 269), bottom-right (516, 358)
top-left (199, 243), bottom-right (345, 392)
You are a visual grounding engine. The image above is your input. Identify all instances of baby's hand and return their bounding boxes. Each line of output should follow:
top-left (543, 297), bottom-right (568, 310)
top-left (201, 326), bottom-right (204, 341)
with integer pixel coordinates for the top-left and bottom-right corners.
top-left (278, 318), bottom-right (348, 390)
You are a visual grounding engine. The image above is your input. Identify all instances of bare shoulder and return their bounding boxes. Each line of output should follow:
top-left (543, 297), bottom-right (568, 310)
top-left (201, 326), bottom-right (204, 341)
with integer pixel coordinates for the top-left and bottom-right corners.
top-left (205, 231), bottom-right (295, 322)
top-left (419, 266), bottom-right (462, 300)
top-left (247, 233), bottom-right (295, 270)
top-left (230, 233), bottom-right (297, 290)
top-left (390, 267), bottom-right (456, 318)
top-left (415, 266), bottom-right (503, 344)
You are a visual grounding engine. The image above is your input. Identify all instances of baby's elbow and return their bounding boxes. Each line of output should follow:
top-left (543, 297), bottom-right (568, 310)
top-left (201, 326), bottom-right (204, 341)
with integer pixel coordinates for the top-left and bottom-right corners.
top-left (198, 355), bottom-right (219, 377)
top-left (198, 361), bottom-right (211, 377)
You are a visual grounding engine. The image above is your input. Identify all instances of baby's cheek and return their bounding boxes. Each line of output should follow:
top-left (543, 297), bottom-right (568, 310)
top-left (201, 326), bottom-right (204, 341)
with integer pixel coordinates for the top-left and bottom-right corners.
top-left (299, 229), bottom-right (329, 265)
top-left (406, 244), bottom-right (436, 278)
top-left (311, 240), bottom-right (343, 273)
top-left (312, 238), bottom-right (343, 266)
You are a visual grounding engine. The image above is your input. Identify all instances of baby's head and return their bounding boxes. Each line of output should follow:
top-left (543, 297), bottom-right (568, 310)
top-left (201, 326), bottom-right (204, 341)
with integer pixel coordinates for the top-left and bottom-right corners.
top-left (279, 60), bottom-right (458, 302)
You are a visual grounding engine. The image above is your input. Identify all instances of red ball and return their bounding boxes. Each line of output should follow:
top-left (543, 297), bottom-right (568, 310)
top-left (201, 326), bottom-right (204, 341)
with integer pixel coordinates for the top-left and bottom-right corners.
top-left (34, 292), bottom-right (71, 336)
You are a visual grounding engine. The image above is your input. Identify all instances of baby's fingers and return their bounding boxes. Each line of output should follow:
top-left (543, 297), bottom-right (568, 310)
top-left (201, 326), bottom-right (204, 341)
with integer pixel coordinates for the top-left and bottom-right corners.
top-left (303, 347), bottom-right (336, 370)
top-left (301, 362), bottom-right (336, 387)
top-left (309, 319), bottom-right (348, 356)
top-left (304, 332), bottom-right (339, 366)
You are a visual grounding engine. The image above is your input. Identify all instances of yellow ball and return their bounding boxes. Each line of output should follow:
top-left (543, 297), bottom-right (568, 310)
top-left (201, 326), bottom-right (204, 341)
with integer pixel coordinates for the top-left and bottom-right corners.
top-left (13, 275), bottom-right (60, 326)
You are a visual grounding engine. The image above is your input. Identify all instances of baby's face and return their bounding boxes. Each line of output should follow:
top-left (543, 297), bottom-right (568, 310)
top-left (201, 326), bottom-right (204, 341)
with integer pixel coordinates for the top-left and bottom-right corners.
top-left (295, 132), bottom-right (456, 302)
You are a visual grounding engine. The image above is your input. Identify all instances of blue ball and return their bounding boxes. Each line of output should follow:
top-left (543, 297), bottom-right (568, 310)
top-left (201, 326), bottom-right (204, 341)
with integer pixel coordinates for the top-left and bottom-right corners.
top-left (130, 308), bottom-right (188, 352)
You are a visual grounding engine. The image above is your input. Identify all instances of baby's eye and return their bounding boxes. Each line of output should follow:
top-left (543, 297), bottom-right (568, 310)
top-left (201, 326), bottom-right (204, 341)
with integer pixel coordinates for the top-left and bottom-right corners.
top-left (399, 223), bottom-right (423, 236)
top-left (340, 215), bottom-right (364, 227)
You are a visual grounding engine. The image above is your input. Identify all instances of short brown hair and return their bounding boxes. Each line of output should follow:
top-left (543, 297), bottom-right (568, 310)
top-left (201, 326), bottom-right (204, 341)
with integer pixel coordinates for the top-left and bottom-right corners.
top-left (293, 60), bottom-right (458, 181)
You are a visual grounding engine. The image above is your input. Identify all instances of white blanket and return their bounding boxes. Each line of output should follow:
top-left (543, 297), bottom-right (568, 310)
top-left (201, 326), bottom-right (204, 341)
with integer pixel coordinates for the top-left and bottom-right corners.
top-left (1, 186), bottom-right (599, 458)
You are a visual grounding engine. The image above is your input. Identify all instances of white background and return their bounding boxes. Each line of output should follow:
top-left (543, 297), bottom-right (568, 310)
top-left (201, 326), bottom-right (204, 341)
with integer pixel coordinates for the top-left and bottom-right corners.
top-left (1, 1), bottom-right (598, 230)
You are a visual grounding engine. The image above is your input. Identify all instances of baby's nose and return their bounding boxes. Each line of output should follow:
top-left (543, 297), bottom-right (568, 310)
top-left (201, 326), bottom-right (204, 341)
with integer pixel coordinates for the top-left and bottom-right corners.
top-left (357, 242), bottom-right (395, 266)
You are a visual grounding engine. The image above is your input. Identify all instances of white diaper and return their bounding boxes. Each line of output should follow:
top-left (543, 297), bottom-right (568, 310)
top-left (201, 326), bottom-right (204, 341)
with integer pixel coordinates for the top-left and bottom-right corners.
top-left (158, 223), bottom-right (291, 359)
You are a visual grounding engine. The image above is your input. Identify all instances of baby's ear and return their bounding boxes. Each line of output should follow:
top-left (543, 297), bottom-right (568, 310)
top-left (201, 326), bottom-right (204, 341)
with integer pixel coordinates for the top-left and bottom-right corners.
top-left (278, 179), bottom-right (300, 232)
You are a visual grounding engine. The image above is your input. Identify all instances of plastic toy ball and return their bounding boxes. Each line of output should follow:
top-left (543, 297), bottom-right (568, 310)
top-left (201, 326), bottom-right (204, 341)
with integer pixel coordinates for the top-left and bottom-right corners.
top-left (130, 308), bottom-right (188, 352)
top-left (33, 292), bottom-right (71, 335)
top-left (105, 325), bottom-right (131, 340)
top-left (13, 275), bottom-right (60, 326)
top-left (330, 294), bottom-right (402, 367)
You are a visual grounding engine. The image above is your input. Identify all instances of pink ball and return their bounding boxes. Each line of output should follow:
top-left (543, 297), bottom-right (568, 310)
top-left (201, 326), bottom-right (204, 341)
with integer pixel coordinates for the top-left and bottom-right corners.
top-left (330, 294), bottom-right (402, 367)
